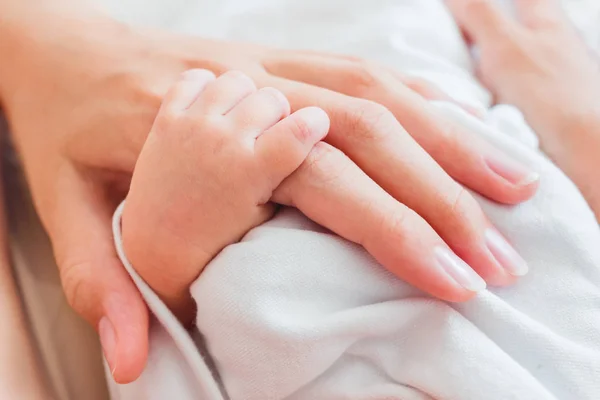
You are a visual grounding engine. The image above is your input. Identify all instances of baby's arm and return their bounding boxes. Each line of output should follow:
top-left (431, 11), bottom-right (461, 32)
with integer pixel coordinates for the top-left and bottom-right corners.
top-left (121, 69), bottom-right (329, 324)
top-left (447, 0), bottom-right (600, 219)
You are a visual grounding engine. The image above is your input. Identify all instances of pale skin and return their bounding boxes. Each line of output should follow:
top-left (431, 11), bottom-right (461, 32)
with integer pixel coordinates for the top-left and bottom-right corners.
top-left (124, 0), bottom-right (600, 327)
top-left (5, 0), bottom-right (594, 385)
top-left (121, 0), bottom-right (599, 380)
top-left (446, 0), bottom-right (600, 220)
top-left (123, 70), bottom-right (333, 324)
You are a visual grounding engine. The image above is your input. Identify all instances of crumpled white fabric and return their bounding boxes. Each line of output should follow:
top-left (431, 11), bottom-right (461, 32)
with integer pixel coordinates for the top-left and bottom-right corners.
top-left (105, 1), bottom-right (600, 399)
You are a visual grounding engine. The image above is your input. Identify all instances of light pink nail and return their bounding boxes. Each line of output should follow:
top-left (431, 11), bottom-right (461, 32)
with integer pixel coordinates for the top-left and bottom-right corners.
top-left (435, 247), bottom-right (487, 292)
top-left (485, 229), bottom-right (529, 276)
top-left (485, 153), bottom-right (539, 187)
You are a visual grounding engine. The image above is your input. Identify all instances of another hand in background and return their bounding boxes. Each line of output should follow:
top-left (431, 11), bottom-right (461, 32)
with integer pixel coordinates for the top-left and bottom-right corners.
top-left (446, 0), bottom-right (600, 157)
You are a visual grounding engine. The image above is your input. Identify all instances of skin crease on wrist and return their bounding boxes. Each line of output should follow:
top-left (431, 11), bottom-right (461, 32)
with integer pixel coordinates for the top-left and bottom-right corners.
top-left (0, 0), bottom-right (544, 384)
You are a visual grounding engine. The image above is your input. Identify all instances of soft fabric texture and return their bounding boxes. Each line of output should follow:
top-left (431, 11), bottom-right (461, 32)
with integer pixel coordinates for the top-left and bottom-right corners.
top-left (106, 0), bottom-right (600, 399)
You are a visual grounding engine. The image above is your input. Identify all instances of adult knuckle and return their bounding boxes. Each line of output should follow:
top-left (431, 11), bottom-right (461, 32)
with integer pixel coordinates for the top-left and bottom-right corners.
top-left (404, 78), bottom-right (429, 95)
top-left (344, 61), bottom-right (381, 95)
top-left (437, 121), bottom-right (463, 152)
top-left (301, 142), bottom-right (349, 183)
top-left (445, 187), bottom-right (481, 234)
top-left (341, 99), bottom-right (396, 141)
top-left (363, 203), bottom-right (413, 249)
top-left (382, 206), bottom-right (410, 241)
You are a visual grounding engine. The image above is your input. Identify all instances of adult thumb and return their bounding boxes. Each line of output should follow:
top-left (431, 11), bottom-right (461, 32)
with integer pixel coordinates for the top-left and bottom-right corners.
top-left (49, 166), bottom-right (149, 384)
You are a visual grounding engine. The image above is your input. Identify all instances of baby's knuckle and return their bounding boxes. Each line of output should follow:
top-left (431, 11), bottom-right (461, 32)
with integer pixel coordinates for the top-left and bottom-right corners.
top-left (259, 87), bottom-right (290, 112)
top-left (220, 70), bottom-right (257, 91)
top-left (153, 109), bottom-right (181, 134)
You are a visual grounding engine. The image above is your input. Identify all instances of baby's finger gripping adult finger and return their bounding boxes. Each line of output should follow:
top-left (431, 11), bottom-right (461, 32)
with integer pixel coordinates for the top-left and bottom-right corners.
top-left (255, 106), bottom-right (330, 190)
top-left (227, 87), bottom-right (291, 134)
top-left (159, 69), bottom-right (216, 114)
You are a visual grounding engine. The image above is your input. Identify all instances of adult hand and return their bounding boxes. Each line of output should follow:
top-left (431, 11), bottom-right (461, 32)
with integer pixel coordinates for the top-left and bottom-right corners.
top-left (446, 0), bottom-right (600, 218)
top-left (1, 5), bottom-right (538, 383)
top-left (446, 0), bottom-right (600, 155)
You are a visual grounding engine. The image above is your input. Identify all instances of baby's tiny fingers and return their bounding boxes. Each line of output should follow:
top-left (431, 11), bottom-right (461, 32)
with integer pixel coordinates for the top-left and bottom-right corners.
top-left (255, 107), bottom-right (330, 190)
top-left (227, 87), bottom-right (291, 134)
top-left (190, 70), bottom-right (257, 115)
top-left (160, 69), bottom-right (216, 114)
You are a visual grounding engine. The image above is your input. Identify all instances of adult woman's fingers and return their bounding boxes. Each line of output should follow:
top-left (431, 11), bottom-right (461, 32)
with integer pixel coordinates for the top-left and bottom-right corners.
top-left (262, 53), bottom-right (539, 206)
top-left (272, 142), bottom-right (487, 301)
top-left (50, 165), bottom-right (148, 384)
top-left (390, 73), bottom-right (487, 119)
top-left (262, 75), bottom-right (527, 286)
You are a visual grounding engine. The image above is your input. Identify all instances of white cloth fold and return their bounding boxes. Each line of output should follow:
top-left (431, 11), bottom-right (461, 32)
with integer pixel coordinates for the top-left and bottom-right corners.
top-left (105, 1), bottom-right (600, 399)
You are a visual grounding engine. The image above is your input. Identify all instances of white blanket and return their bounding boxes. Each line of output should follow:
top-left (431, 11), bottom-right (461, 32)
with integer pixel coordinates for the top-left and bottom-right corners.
top-left (105, 1), bottom-right (600, 399)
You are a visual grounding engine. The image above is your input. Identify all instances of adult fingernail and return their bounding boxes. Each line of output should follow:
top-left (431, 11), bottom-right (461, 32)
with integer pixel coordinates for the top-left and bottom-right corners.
top-left (435, 247), bottom-right (487, 292)
top-left (485, 153), bottom-right (539, 187)
top-left (98, 317), bottom-right (117, 376)
top-left (485, 229), bottom-right (529, 276)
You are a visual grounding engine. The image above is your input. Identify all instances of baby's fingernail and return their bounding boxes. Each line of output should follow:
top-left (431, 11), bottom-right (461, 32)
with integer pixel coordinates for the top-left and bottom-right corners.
top-left (485, 153), bottom-right (539, 187)
top-left (435, 247), bottom-right (487, 292)
top-left (180, 68), bottom-right (215, 81)
top-left (301, 107), bottom-right (331, 139)
top-left (98, 316), bottom-right (118, 376)
top-left (485, 229), bottom-right (529, 276)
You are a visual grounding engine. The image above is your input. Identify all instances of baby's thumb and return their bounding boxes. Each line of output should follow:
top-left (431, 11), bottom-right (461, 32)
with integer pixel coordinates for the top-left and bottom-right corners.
top-left (49, 168), bottom-right (149, 383)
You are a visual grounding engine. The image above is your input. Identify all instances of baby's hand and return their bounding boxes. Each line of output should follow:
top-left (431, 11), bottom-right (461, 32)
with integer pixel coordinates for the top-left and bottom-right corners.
top-left (121, 69), bottom-right (329, 323)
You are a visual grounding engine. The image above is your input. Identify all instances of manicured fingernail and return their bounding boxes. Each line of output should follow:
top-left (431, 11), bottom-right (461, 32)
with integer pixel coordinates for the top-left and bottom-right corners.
top-left (98, 317), bottom-right (117, 376)
top-left (485, 229), bottom-right (528, 276)
top-left (485, 153), bottom-right (539, 187)
top-left (435, 247), bottom-right (487, 292)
